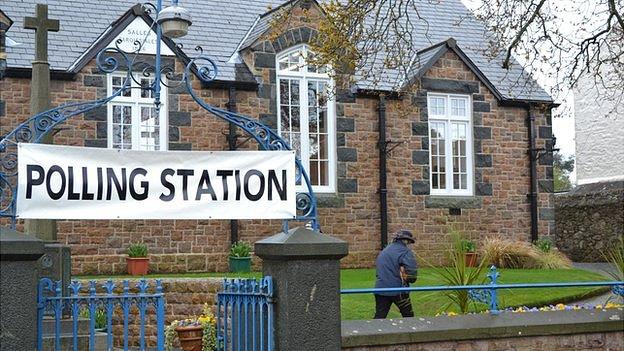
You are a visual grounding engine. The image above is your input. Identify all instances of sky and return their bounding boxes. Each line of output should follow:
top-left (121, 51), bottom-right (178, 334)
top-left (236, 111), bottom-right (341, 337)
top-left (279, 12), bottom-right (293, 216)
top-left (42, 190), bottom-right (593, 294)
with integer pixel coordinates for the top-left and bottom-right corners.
top-left (459, 0), bottom-right (603, 182)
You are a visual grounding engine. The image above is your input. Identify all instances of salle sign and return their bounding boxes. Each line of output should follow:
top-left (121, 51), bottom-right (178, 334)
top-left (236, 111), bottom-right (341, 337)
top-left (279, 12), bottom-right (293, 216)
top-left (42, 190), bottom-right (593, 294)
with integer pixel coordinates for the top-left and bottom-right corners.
top-left (107, 17), bottom-right (174, 56)
top-left (17, 144), bottom-right (296, 220)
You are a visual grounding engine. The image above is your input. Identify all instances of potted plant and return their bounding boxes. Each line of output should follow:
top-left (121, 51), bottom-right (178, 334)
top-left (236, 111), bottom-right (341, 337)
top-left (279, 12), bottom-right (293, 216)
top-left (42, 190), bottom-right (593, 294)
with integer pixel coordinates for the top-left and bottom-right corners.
top-left (165, 303), bottom-right (217, 351)
top-left (126, 242), bottom-right (149, 276)
top-left (460, 239), bottom-right (478, 267)
top-left (229, 241), bottom-right (252, 273)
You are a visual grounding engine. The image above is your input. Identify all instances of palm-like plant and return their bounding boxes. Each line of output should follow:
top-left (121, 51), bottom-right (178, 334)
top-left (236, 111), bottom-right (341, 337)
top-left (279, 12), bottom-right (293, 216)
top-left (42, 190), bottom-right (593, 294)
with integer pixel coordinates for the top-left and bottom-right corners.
top-left (433, 231), bottom-right (489, 314)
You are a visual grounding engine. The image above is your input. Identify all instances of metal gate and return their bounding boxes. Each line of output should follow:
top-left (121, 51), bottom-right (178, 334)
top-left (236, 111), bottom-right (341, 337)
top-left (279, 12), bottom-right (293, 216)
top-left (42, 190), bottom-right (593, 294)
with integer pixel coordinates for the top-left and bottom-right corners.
top-left (216, 277), bottom-right (274, 351)
top-left (37, 278), bottom-right (165, 351)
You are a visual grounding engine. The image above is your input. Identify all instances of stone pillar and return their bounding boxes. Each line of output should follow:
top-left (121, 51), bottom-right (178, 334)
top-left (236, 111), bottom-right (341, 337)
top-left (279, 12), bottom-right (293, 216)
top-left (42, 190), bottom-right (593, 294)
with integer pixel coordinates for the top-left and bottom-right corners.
top-left (23, 4), bottom-right (60, 241)
top-left (0, 226), bottom-right (45, 351)
top-left (255, 227), bottom-right (348, 351)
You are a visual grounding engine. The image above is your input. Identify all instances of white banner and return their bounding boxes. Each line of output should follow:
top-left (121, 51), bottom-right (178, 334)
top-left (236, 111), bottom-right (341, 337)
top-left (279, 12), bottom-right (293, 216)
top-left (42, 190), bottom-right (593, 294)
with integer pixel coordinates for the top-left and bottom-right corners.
top-left (17, 144), bottom-right (296, 220)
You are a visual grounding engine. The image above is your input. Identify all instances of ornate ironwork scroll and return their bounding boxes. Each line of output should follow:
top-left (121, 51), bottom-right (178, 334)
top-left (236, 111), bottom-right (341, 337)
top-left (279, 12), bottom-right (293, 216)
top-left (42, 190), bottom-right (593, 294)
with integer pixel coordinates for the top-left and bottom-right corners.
top-left (0, 13), bottom-right (318, 231)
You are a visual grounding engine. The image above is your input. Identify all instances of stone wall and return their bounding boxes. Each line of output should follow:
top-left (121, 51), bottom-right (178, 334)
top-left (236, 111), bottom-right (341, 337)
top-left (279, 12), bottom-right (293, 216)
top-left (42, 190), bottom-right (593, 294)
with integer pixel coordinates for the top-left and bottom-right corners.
top-left (343, 332), bottom-right (623, 351)
top-left (555, 181), bottom-right (624, 262)
top-left (0, 5), bottom-right (555, 273)
top-left (342, 309), bottom-right (624, 351)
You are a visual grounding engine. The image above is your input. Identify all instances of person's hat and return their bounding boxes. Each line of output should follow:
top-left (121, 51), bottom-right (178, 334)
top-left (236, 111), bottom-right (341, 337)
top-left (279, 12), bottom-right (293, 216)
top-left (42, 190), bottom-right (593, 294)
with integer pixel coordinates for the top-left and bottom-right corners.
top-left (393, 229), bottom-right (415, 243)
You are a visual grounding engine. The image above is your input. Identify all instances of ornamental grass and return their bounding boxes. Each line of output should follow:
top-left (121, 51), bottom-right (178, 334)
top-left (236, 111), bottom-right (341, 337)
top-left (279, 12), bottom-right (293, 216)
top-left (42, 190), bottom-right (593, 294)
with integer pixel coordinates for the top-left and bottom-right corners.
top-left (481, 237), bottom-right (541, 269)
top-left (534, 249), bottom-right (573, 269)
top-left (480, 237), bottom-right (573, 269)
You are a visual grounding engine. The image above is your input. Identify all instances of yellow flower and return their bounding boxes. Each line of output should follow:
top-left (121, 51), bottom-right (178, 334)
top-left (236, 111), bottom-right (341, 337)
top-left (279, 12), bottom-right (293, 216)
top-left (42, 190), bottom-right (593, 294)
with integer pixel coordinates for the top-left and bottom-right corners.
top-left (447, 312), bottom-right (458, 317)
top-left (555, 303), bottom-right (565, 310)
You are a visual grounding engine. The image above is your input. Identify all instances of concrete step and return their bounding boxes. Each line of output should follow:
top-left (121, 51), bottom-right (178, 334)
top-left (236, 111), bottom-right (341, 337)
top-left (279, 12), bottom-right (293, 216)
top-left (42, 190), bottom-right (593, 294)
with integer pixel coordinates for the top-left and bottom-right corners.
top-left (42, 317), bottom-right (92, 335)
top-left (41, 332), bottom-right (108, 351)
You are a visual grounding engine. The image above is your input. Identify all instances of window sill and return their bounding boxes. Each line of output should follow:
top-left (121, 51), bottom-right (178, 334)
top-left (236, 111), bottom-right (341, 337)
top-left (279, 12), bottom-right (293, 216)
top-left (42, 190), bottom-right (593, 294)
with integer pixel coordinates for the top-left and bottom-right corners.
top-left (424, 196), bottom-right (482, 209)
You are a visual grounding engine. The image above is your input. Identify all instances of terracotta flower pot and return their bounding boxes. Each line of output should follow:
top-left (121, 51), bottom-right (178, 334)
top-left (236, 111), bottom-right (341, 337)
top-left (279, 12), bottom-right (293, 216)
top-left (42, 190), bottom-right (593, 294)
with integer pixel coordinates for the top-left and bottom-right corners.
top-left (464, 252), bottom-right (478, 267)
top-left (126, 257), bottom-right (149, 275)
top-left (175, 325), bottom-right (204, 351)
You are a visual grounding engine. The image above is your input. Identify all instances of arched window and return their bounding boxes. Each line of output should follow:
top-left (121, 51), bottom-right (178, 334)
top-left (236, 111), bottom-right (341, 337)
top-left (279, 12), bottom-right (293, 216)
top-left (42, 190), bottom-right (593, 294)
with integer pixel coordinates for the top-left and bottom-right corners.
top-left (276, 45), bottom-right (336, 192)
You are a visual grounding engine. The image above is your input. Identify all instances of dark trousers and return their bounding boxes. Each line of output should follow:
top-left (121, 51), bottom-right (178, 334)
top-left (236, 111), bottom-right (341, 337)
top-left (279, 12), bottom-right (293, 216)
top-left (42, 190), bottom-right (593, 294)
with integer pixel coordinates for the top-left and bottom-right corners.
top-left (374, 293), bottom-right (414, 319)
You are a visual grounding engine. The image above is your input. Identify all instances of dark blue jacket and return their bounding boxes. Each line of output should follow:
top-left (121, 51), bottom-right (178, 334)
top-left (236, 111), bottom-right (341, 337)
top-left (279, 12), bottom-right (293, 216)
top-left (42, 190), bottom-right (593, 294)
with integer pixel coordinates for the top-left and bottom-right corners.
top-left (374, 241), bottom-right (418, 296)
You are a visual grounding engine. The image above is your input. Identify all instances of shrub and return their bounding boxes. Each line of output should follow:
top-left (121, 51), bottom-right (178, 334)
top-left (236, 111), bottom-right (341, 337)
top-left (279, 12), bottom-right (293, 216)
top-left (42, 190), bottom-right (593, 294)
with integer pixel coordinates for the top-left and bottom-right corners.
top-left (127, 243), bottom-right (148, 258)
top-left (481, 237), bottom-right (540, 269)
top-left (534, 239), bottom-right (552, 253)
top-left (535, 249), bottom-right (573, 269)
top-left (229, 241), bottom-right (252, 258)
top-left (482, 237), bottom-right (572, 269)
top-left (459, 239), bottom-right (476, 253)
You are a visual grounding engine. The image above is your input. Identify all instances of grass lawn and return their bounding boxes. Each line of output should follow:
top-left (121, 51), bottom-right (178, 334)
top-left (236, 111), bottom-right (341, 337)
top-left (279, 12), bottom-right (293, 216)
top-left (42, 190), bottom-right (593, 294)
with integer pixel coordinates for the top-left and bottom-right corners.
top-left (76, 268), bottom-right (611, 320)
top-left (339, 268), bottom-right (610, 319)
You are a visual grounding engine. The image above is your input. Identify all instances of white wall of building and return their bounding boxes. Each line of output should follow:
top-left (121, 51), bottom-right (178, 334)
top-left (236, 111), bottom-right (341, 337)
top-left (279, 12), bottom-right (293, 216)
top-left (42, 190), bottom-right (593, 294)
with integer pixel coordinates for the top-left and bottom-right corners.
top-left (574, 75), bottom-right (624, 185)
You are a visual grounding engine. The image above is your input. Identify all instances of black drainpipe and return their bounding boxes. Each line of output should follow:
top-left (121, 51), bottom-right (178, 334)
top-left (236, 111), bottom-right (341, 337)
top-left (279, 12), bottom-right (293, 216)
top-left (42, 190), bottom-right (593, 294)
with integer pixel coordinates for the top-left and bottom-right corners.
top-left (526, 105), bottom-right (539, 242)
top-left (227, 86), bottom-right (239, 245)
top-left (378, 94), bottom-right (389, 248)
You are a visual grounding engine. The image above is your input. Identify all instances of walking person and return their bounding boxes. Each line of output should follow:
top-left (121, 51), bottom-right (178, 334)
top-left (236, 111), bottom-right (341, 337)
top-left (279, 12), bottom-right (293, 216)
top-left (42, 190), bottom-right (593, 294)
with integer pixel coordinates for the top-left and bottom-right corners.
top-left (373, 229), bottom-right (418, 319)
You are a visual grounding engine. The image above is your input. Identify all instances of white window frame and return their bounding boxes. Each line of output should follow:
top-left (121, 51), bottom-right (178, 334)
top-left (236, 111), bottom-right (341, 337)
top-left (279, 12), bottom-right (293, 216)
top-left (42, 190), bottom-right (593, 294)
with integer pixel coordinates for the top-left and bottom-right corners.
top-left (106, 73), bottom-right (168, 151)
top-left (427, 93), bottom-right (474, 196)
top-left (276, 45), bottom-right (336, 193)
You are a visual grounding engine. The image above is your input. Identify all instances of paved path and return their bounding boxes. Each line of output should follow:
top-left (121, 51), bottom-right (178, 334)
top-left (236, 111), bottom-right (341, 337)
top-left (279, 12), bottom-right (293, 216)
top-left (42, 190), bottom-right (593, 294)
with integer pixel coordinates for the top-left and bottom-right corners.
top-left (571, 262), bottom-right (622, 306)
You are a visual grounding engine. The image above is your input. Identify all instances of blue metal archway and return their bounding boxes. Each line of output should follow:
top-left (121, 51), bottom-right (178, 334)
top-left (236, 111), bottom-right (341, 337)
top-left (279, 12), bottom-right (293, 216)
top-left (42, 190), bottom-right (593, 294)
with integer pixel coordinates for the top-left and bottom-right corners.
top-left (0, 4), bottom-right (318, 232)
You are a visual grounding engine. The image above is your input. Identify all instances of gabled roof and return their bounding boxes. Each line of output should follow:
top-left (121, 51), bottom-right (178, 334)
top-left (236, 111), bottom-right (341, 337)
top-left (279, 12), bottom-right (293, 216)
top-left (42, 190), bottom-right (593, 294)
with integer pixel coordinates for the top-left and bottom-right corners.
top-left (67, 5), bottom-right (186, 74)
top-left (238, 0), bottom-right (323, 51)
top-left (4, 0), bottom-right (553, 102)
top-left (403, 38), bottom-right (505, 101)
top-left (0, 9), bottom-right (13, 30)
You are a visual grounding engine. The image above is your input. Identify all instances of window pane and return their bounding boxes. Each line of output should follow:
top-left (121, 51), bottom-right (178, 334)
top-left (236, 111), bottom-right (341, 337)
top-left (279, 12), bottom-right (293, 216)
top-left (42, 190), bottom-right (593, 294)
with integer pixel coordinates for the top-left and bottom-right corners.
top-left (318, 160), bottom-right (328, 185)
top-left (309, 134), bottom-right (319, 158)
top-left (430, 121), bottom-right (447, 190)
top-left (112, 76), bottom-right (131, 97)
top-left (141, 78), bottom-right (154, 98)
top-left (291, 80), bottom-right (300, 105)
top-left (280, 80), bottom-right (290, 102)
top-left (290, 132), bottom-right (301, 158)
top-left (452, 122), bottom-right (468, 190)
top-left (291, 107), bottom-right (300, 132)
top-left (430, 97), bottom-right (445, 115)
top-left (309, 107), bottom-right (318, 132)
top-left (319, 134), bottom-right (328, 159)
top-left (310, 161), bottom-right (319, 185)
top-left (140, 106), bottom-right (160, 150)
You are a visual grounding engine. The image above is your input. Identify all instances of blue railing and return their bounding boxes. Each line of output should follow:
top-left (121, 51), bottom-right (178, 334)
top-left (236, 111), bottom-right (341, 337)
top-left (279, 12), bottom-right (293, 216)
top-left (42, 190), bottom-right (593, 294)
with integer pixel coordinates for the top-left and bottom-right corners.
top-left (37, 278), bottom-right (165, 351)
top-left (216, 277), bottom-right (274, 351)
top-left (341, 266), bottom-right (624, 314)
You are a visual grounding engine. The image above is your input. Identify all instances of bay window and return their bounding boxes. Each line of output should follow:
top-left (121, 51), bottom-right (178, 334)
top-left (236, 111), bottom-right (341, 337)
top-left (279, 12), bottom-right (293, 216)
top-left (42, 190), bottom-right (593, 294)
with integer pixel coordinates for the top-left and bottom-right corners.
top-left (428, 93), bottom-right (473, 196)
top-left (106, 74), bottom-right (168, 151)
top-left (276, 45), bottom-right (336, 192)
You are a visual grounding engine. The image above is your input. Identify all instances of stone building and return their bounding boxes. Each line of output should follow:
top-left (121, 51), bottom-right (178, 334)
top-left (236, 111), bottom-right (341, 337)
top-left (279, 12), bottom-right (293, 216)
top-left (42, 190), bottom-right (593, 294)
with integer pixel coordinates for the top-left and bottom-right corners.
top-left (0, 9), bottom-right (13, 79)
top-left (1, 0), bottom-right (556, 274)
top-left (554, 45), bottom-right (624, 262)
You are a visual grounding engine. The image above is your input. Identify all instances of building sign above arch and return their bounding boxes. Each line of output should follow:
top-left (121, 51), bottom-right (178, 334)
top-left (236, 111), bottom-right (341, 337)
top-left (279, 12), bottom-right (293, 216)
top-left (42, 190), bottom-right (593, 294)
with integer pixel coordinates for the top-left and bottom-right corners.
top-left (107, 17), bottom-right (174, 56)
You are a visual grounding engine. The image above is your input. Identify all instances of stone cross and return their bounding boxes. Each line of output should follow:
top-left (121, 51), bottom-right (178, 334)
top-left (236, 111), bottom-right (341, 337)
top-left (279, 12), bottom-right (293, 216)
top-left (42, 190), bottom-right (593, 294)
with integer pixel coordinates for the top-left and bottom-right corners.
top-left (23, 4), bottom-right (59, 62)
top-left (23, 3), bottom-right (59, 241)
